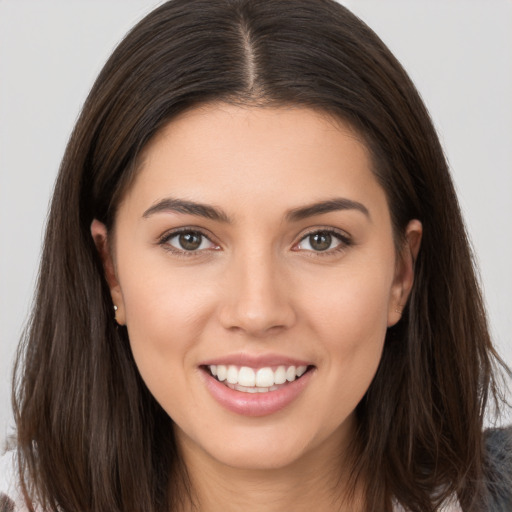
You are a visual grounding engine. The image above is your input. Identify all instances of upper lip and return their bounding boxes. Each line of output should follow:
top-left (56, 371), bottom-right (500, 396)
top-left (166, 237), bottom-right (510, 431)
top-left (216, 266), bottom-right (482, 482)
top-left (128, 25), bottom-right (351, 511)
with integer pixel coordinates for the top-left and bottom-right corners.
top-left (199, 353), bottom-right (314, 368)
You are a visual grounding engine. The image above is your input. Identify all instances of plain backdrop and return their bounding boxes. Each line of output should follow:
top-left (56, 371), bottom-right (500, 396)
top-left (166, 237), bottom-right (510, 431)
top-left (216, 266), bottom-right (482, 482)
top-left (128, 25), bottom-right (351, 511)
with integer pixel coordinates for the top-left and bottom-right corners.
top-left (1, 0), bottom-right (511, 445)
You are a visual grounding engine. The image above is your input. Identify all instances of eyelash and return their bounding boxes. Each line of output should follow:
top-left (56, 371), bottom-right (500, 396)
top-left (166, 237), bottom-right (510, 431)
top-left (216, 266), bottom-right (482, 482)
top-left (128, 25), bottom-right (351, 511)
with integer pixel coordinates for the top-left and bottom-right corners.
top-left (293, 228), bottom-right (352, 256)
top-left (158, 228), bottom-right (219, 257)
top-left (158, 227), bottom-right (353, 257)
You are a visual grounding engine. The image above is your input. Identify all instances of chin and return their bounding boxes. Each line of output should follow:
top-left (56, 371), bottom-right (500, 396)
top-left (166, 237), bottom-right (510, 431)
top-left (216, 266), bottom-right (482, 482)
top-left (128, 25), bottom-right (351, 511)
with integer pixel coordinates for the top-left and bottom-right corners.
top-left (175, 419), bottom-right (312, 469)
top-left (208, 442), bottom-right (307, 471)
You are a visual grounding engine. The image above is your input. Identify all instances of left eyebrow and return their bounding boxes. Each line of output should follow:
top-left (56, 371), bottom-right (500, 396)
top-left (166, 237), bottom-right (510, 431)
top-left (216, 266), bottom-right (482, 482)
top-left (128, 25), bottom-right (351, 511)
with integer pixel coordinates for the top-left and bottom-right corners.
top-left (285, 198), bottom-right (370, 222)
top-left (142, 197), bottom-right (231, 223)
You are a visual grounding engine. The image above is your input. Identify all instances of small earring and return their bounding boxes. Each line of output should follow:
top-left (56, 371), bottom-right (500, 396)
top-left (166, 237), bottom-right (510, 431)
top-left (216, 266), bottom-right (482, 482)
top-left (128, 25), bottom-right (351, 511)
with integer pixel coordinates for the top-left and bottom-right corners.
top-left (112, 304), bottom-right (123, 326)
top-left (395, 305), bottom-right (402, 314)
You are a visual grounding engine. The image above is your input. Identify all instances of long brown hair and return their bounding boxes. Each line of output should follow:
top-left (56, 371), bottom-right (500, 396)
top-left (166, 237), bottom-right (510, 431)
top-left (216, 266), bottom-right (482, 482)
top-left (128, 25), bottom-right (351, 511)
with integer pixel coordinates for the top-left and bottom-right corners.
top-left (13, 1), bottom-right (509, 510)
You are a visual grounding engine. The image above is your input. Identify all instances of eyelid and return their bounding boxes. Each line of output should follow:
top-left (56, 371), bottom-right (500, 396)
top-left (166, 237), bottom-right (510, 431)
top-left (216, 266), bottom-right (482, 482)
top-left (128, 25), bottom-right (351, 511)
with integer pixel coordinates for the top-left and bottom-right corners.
top-left (156, 225), bottom-right (352, 257)
top-left (292, 227), bottom-right (353, 253)
top-left (158, 227), bottom-right (220, 255)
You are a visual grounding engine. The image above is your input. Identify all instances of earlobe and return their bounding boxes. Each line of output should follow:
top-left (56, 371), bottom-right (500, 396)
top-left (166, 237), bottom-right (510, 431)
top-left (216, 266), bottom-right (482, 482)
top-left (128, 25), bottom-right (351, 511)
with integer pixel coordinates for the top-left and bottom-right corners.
top-left (387, 219), bottom-right (423, 327)
top-left (90, 219), bottom-right (126, 325)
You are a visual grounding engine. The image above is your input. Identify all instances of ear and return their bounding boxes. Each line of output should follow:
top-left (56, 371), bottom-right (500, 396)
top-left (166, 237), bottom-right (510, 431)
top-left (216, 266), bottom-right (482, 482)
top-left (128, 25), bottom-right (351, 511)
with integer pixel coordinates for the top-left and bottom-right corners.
top-left (387, 219), bottom-right (422, 327)
top-left (90, 219), bottom-right (126, 325)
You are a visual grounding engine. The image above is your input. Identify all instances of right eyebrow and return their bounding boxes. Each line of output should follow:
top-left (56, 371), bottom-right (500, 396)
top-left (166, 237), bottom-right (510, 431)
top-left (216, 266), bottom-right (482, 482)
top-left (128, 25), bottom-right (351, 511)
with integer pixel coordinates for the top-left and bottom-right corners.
top-left (142, 197), bottom-right (232, 223)
top-left (285, 197), bottom-right (370, 222)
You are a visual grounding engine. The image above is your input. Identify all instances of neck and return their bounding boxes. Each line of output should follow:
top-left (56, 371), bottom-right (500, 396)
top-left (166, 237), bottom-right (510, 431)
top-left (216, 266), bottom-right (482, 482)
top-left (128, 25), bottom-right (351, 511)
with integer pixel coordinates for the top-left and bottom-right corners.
top-left (173, 424), bottom-right (365, 512)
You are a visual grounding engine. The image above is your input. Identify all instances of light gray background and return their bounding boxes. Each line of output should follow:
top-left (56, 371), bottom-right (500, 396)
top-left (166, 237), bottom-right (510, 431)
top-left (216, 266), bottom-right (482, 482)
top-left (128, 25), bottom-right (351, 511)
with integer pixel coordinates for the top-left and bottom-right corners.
top-left (1, 1), bottom-right (511, 445)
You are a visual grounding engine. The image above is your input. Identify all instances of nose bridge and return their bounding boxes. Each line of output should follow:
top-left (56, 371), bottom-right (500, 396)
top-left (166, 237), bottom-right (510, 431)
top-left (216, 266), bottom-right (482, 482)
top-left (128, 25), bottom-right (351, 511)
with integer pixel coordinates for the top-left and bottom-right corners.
top-left (219, 244), bottom-right (295, 335)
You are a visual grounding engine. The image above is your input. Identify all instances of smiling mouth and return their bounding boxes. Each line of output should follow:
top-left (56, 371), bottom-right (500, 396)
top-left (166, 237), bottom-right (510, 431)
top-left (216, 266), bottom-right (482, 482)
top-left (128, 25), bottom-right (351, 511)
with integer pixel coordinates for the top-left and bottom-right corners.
top-left (203, 364), bottom-right (314, 393)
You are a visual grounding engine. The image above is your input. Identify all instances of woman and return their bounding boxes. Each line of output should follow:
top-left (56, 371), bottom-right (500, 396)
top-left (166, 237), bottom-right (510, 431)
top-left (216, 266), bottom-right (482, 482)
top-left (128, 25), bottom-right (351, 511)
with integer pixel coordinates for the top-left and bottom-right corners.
top-left (2, 0), bottom-right (511, 510)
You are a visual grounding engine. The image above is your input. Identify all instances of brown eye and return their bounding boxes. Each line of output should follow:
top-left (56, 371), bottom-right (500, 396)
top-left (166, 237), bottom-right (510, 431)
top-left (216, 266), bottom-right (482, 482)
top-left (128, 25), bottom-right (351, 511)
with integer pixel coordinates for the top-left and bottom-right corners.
top-left (295, 229), bottom-right (350, 253)
top-left (308, 232), bottom-right (332, 251)
top-left (163, 230), bottom-right (217, 252)
top-left (179, 232), bottom-right (202, 250)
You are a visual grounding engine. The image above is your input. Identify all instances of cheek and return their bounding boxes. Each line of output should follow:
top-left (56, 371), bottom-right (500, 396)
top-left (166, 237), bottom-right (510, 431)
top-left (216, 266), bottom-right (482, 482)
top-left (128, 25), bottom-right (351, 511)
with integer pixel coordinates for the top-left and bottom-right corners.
top-left (298, 264), bottom-right (392, 393)
top-left (301, 264), bottom-right (392, 341)
top-left (120, 250), bottom-right (216, 331)
top-left (116, 257), bottom-right (217, 389)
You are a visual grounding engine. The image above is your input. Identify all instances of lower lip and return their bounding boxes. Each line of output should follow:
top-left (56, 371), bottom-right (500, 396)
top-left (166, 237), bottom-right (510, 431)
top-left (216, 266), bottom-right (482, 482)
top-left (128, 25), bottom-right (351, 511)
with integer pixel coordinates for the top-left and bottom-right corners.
top-left (200, 368), bottom-right (314, 417)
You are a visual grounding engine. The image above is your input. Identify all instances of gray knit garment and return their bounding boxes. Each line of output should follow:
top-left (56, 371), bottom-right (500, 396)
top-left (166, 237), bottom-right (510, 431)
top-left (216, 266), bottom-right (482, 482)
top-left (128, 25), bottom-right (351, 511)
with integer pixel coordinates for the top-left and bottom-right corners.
top-left (482, 426), bottom-right (512, 511)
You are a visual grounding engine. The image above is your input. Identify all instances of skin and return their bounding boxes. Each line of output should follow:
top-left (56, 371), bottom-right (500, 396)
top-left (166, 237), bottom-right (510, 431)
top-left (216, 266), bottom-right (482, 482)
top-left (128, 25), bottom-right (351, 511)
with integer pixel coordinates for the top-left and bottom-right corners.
top-left (92, 103), bottom-right (422, 511)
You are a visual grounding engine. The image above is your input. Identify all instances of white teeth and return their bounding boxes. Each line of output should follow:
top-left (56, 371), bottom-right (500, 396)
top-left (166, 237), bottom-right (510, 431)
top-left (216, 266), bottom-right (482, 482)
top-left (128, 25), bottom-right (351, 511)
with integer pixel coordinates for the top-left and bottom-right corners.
top-left (233, 383), bottom-right (258, 393)
top-left (208, 364), bottom-right (309, 389)
top-left (238, 366), bottom-right (255, 387)
top-left (256, 367), bottom-right (274, 387)
top-left (226, 366), bottom-right (238, 384)
top-left (230, 383), bottom-right (281, 393)
top-left (274, 366), bottom-right (287, 384)
top-left (296, 365), bottom-right (307, 377)
top-left (216, 365), bottom-right (227, 382)
top-left (286, 366), bottom-right (296, 382)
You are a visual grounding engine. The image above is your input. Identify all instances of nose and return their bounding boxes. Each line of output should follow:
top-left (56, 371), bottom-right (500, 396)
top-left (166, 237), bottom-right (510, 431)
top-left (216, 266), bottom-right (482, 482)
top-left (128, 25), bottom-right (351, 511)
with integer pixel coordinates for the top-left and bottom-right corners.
top-left (218, 250), bottom-right (297, 337)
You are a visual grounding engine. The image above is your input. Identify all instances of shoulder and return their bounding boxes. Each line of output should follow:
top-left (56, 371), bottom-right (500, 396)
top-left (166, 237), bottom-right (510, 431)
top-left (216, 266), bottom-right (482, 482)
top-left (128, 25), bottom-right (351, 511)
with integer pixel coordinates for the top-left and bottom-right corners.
top-left (393, 497), bottom-right (462, 511)
top-left (0, 450), bottom-right (27, 512)
top-left (481, 425), bottom-right (512, 511)
top-left (443, 426), bottom-right (512, 511)
top-left (438, 426), bottom-right (512, 511)
top-left (394, 426), bottom-right (512, 512)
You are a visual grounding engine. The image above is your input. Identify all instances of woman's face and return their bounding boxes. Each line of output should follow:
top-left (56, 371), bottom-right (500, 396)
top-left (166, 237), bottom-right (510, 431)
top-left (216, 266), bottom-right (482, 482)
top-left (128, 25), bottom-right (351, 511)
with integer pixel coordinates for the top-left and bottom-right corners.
top-left (93, 103), bottom-right (420, 472)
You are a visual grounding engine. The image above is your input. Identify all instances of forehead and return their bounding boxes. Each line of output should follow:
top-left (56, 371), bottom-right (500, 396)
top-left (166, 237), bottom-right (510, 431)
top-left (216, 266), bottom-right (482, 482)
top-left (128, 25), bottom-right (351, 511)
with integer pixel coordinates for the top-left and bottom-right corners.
top-left (121, 103), bottom-right (387, 222)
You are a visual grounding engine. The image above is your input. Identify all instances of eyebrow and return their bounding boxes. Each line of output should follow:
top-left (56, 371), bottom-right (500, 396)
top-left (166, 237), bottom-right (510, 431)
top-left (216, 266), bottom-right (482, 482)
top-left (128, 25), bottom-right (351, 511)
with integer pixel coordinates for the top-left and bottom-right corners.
top-left (142, 196), bottom-right (370, 223)
top-left (142, 198), bottom-right (231, 223)
top-left (285, 198), bottom-right (370, 222)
